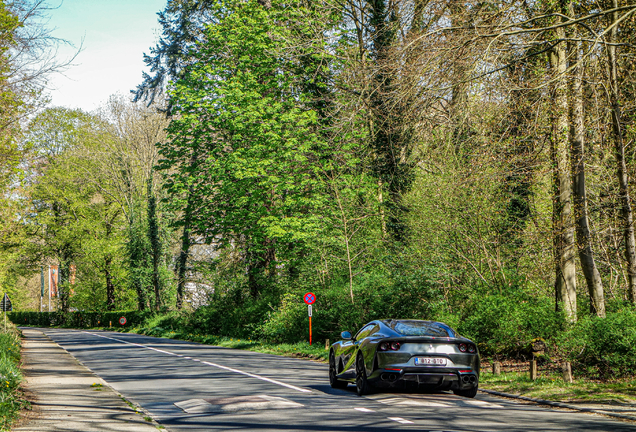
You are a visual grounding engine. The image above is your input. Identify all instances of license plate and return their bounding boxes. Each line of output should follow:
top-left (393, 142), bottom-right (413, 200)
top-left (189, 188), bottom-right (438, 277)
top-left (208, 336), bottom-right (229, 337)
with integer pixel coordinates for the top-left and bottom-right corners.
top-left (415, 357), bottom-right (447, 366)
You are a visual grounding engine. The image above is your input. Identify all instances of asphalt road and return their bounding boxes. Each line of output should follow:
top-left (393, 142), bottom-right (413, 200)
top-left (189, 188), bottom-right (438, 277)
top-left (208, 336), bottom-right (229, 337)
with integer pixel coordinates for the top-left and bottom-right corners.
top-left (38, 328), bottom-right (635, 432)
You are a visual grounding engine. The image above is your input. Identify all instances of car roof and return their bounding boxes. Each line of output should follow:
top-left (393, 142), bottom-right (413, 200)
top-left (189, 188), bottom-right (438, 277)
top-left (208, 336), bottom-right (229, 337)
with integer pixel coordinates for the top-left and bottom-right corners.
top-left (375, 319), bottom-right (459, 338)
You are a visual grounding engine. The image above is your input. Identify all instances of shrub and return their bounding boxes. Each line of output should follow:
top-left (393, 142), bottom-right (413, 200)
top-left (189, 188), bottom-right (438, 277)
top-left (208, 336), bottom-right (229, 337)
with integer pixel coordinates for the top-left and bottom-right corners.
top-left (457, 292), bottom-right (565, 358)
top-left (557, 309), bottom-right (636, 378)
top-left (9, 311), bottom-right (155, 328)
top-left (0, 324), bottom-right (26, 430)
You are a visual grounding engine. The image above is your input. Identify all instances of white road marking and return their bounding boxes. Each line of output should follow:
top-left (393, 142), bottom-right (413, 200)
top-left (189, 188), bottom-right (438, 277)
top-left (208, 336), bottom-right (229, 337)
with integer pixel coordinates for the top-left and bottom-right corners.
top-left (354, 407), bottom-right (375, 413)
top-left (374, 395), bottom-right (501, 409)
top-left (389, 417), bottom-right (414, 424)
top-left (83, 332), bottom-right (312, 393)
top-left (381, 397), bottom-right (451, 407)
top-left (461, 399), bottom-right (503, 408)
top-left (175, 395), bottom-right (304, 414)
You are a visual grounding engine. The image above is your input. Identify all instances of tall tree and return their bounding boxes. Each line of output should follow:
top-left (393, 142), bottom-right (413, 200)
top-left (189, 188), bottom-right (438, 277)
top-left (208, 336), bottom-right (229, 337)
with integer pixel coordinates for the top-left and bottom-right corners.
top-left (367, 0), bottom-right (415, 243)
top-left (549, 5), bottom-right (577, 321)
top-left (569, 36), bottom-right (605, 317)
top-left (606, 0), bottom-right (636, 305)
top-left (162, 0), bottom-right (333, 297)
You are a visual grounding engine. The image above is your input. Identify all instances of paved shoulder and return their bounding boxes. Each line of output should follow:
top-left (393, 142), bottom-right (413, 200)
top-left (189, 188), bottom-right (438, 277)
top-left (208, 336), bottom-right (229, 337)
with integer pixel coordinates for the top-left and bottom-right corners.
top-left (14, 328), bottom-right (159, 432)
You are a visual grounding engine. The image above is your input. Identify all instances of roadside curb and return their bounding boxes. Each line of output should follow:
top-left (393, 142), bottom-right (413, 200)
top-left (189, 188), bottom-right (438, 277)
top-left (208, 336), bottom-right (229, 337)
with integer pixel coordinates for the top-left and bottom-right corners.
top-left (480, 388), bottom-right (636, 422)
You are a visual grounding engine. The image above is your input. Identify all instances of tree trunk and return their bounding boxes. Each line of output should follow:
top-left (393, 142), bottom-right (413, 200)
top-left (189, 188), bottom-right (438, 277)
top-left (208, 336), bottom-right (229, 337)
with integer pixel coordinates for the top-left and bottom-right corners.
top-left (246, 242), bottom-right (275, 298)
top-left (105, 256), bottom-right (115, 311)
top-left (135, 279), bottom-right (146, 311)
top-left (550, 31), bottom-right (577, 322)
top-left (569, 40), bottom-right (605, 317)
top-left (175, 193), bottom-right (193, 310)
top-left (368, 0), bottom-right (412, 243)
top-left (449, 1), bottom-right (470, 158)
top-left (58, 259), bottom-right (70, 312)
top-left (608, 0), bottom-right (636, 304)
top-left (147, 180), bottom-right (162, 311)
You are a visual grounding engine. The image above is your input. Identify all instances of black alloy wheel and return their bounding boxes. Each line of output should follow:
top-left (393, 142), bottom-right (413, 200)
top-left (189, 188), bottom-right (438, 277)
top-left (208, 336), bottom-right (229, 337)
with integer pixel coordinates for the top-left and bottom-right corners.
top-left (355, 353), bottom-right (371, 396)
top-left (329, 352), bottom-right (348, 389)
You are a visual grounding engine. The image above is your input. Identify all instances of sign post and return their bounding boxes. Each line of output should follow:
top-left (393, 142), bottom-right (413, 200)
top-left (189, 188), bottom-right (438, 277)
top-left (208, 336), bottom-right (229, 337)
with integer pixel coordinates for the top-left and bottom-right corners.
top-left (303, 292), bottom-right (316, 345)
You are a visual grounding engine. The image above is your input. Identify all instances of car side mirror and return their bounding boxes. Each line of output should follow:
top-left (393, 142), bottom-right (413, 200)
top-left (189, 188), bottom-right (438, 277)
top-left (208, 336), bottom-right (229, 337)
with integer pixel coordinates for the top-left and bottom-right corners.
top-left (341, 331), bottom-right (352, 340)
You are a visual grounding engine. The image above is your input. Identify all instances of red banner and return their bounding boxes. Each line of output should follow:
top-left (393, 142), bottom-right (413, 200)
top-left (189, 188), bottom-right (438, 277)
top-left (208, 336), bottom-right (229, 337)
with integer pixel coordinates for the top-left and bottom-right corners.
top-left (49, 265), bottom-right (59, 298)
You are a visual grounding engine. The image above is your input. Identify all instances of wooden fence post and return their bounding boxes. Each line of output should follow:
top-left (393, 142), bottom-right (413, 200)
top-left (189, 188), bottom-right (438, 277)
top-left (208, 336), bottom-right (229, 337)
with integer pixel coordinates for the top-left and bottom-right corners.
top-left (562, 362), bottom-right (573, 383)
top-left (492, 361), bottom-right (501, 375)
top-left (325, 339), bottom-right (330, 350)
top-left (529, 360), bottom-right (537, 380)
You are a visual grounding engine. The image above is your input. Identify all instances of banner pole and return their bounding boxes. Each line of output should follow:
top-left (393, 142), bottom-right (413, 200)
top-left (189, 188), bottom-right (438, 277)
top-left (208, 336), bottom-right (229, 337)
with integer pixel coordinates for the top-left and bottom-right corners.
top-left (40, 266), bottom-right (44, 313)
top-left (48, 265), bottom-right (51, 312)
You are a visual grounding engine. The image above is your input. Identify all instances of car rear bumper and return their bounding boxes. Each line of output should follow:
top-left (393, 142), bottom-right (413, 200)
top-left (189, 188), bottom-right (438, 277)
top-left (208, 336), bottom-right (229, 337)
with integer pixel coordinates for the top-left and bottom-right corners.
top-left (369, 368), bottom-right (478, 390)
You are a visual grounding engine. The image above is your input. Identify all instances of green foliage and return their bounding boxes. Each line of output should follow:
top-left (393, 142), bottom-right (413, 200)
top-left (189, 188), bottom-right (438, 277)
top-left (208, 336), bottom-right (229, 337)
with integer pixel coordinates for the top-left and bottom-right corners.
top-left (0, 1), bottom-right (22, 171)
top-left (10, 311), bottom-right (155, 328)
top-left (557, 309), bottom-right (636, 378)
top-left (0, 325), bottom-right (26, 431)
top-left (457, 290), bottom-right (565, 358)
top-left (161, 0), bottom-right (338, 296)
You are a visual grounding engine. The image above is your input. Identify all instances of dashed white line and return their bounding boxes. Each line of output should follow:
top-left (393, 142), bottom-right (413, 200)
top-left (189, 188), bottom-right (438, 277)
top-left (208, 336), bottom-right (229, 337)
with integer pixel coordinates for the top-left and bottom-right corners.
top-left (355, 407), bottom-right (375, 413)
top-left (83, 332), bottom-right (311, 394)
top-left (389, 417), bottom-right (414, 424)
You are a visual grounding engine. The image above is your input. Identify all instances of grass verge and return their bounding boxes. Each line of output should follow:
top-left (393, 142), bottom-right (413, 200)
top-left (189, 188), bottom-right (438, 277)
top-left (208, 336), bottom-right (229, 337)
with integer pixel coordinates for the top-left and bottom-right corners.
top-left (480, 370), bottom-right (636, 405)
top-left (0, 321), bottom-right (28, 431)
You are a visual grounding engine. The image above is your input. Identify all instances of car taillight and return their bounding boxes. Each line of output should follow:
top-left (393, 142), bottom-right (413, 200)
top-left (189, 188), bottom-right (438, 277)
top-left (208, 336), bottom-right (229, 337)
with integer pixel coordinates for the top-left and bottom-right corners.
top-left (390, 342), bottom-right (400, 351)
top-left (468, 344), bottom-right (476, 353)
top-left (459, 343), bottom-right (467, 352)
top-left (379, 342), bottom-right (389, 351)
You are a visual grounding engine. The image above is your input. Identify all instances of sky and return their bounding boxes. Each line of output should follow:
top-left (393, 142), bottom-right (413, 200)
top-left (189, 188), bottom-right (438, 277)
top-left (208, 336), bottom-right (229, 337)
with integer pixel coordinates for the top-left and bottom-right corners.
top-left (44, 0), bottom-right (166, 112)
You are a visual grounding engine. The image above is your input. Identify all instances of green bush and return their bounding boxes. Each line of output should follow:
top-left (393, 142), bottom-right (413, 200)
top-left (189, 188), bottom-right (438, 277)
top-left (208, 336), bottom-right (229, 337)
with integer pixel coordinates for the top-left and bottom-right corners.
top-left (557, 309), bottom-right (636, 378)
top-left (0, 325), bottom-right (26, 430)
top-left (257, 270), bottom-right (446, 344)
top-left (9, 311), bottom-right (155, 328)
top-left (457, 292), bottom-right (565, 358)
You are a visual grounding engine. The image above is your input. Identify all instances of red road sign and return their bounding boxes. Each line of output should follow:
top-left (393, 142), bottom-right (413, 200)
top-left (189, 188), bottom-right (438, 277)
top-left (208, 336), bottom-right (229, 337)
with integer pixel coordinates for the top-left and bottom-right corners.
top-left (303, 292), bottom-right (316, 305)
top-left (119, 316), bottom-right (127, 325)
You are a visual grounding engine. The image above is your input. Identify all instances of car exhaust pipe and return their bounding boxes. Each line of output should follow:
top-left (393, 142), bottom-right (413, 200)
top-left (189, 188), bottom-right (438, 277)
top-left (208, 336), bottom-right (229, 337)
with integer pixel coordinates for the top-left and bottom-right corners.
top-left (381, 373), bottom-right (399, 382)
top-left (462, 375), bottom-right (470, 383)
top-left (469, 375), bottom-right (476, 384)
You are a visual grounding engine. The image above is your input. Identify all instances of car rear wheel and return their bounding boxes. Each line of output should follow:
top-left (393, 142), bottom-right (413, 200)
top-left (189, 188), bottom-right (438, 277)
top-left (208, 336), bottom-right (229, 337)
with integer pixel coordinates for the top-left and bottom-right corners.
top-left (329, 352), bottom-right (348, 389)
top-left (355, 353), bottom-right (371, 396)
top-left (453, 386), bottom-right (478, 398)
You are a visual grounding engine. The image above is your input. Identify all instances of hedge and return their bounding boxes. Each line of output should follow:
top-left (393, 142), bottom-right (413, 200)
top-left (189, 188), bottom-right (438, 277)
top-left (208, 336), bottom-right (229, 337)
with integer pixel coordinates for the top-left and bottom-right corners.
top-left (8, 311), bottom-right (155, 329)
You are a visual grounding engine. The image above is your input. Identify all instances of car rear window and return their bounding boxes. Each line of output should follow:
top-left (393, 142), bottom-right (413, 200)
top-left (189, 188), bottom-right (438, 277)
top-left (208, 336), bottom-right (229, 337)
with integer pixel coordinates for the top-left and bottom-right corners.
top-left (392, 321), bottom-right (457, 338)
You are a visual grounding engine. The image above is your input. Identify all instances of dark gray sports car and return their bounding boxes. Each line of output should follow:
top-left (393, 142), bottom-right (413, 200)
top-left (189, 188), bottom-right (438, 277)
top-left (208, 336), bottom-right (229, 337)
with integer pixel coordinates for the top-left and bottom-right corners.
top-left (329, 319), bottom-right (480, 397)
